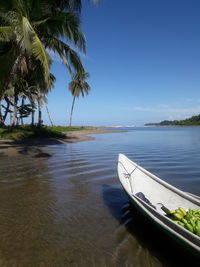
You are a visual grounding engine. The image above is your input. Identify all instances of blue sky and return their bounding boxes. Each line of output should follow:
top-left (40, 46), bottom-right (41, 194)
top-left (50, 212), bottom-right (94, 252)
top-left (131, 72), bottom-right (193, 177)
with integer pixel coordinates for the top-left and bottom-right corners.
top-left (46, 0), bottom-right (200, 126)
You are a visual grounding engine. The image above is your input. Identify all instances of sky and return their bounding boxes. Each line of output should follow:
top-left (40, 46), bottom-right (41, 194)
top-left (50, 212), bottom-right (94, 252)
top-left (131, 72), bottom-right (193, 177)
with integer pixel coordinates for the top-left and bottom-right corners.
top-left (45, 0), bottom-right (200, 126)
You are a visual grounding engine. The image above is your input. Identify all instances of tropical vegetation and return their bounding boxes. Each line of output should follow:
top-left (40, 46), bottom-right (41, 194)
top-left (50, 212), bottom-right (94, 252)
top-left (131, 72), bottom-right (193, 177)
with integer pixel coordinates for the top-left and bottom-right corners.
top-left (0, 125), bottom-right (89, 140)
top-left (145, 114), bottom-right (200, 126)
top-left (0, 0), bottom-right (98, 128)
top-left (68, 71), bottom-right (90, 126)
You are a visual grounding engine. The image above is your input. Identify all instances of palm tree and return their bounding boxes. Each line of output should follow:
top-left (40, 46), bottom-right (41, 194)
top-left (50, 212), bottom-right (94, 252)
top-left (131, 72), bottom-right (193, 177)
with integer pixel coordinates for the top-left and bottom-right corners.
top-left (24, 66), bottom-right (56, 127)
top-left (0, 0), bottom-right (86, 93)
top-left (68, 71), bottom-right (90, 127)
top-left (0, 0), bottom-right (100, 127)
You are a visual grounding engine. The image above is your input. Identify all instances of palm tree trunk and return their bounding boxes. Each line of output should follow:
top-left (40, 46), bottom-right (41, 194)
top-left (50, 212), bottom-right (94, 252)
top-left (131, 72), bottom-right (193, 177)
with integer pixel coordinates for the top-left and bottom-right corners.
top-left (3, 96), bottom-right (10, 125)
top-left (13, 106), bottom-right (17, 126)
top-left (45, 103), bottom-right (54, 126)
top-left (29, 97), bottom-right (35, 126)
top-left (37, 90), bottom-right (42, 127)
top-left (21, 98), bottom-right (24, 125)
top-left (12, 95), bottom-right (18, 126)
top-left (38, 104), bottom-right (42, 126)
top-left (69, 96), bottom-right (76, 127)
top-left (0, 100), bottom-right (3, 126)
top-left (10, 112), bottom-right (12, 126)
top-left (10, 96), bottom-right (15, 126)
top-left (31, 109), bottom-right (35, 126)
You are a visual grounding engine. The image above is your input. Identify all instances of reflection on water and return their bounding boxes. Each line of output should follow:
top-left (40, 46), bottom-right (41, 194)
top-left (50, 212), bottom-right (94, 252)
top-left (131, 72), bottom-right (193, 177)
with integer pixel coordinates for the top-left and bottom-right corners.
top-left (0, 127), bottom-right (200, 266)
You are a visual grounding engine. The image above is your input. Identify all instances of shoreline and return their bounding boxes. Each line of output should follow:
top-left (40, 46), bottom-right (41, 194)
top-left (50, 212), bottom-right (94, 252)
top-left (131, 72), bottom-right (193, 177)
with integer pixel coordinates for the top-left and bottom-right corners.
top-left (0, 127), bottom-right (122, 157)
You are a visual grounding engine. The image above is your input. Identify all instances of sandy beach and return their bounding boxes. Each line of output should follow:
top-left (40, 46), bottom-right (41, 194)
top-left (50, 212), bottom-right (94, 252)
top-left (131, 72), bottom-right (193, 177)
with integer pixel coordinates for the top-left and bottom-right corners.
top-left (0, 127), bottom-right (121, 157)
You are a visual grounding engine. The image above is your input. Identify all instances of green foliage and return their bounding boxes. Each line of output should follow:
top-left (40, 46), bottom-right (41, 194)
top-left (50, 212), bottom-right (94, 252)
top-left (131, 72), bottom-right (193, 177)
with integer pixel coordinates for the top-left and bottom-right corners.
top-left (0, 0), bottom-right (86, 89)
top-left (0, 125), bottom-right (89, 140)
top-left (51, 125), bottom-right (88, 131)
top-left (176, 114), bottom-right (200, 126)
top-left (69, 72), bottom-right (90, 97)
top-left (68, 71), bottom-right (90, 126)
top-left (0, 0), bottom-right (95, 126)
top-left (0, 125), bottom-right (65, 140)
top-left (145, 114), bottom-right (200, 126)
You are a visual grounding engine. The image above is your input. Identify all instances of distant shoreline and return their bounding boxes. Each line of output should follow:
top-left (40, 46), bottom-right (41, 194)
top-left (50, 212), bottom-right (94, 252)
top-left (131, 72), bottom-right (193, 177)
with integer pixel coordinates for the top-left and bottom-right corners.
top-left (145, 114), bottom-right (200, 127)
top-left (0, 127), bottom-right (123, 157)
top-left (144, 124), bottom-right (200, 127)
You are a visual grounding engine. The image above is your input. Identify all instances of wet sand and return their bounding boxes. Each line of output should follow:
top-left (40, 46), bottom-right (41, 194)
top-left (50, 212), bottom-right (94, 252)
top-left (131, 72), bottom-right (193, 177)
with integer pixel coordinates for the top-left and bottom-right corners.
top-left (0, 127), bottom-right (121, 157)
top-left (63, 127), bottom-right (122, 143)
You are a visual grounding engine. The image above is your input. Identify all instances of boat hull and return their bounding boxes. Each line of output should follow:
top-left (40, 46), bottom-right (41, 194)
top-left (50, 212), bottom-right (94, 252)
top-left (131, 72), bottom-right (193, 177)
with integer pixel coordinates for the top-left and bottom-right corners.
top-left (117, 154), bottom-right (200, 257)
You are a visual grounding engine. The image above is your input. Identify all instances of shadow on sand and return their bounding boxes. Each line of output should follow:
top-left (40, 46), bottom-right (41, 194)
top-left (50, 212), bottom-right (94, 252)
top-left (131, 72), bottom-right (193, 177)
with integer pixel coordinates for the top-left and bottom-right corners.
top-left (0, 139), bottom-right (62, 157)
top-left (102, 184), bottom-right (199, 267)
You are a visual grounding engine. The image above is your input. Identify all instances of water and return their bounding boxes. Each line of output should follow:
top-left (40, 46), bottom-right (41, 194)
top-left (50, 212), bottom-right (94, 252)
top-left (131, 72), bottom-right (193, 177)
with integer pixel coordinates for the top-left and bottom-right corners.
top-left (0, 127), bottom-right (200, 266)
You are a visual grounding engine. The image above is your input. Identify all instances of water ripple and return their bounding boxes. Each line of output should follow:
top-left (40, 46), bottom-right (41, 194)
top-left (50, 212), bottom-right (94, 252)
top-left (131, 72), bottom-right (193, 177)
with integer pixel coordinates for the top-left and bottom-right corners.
top-left (0, 127), bottom-right (199, 266)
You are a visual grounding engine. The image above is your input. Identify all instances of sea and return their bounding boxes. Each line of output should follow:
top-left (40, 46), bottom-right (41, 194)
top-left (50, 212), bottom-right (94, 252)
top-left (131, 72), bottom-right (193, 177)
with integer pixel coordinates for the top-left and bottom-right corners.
top-left (0, 126), bottom-right (199, 266)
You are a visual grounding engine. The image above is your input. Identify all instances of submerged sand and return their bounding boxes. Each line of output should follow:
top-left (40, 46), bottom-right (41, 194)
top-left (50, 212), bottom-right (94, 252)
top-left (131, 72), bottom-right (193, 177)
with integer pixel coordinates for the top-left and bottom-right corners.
top-left (0, 127), bottom-right (121, 157)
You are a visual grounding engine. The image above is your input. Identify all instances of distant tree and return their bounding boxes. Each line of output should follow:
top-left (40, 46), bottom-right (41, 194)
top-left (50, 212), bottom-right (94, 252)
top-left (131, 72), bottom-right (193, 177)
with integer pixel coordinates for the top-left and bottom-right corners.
top-left (68, 72), bottom-right (90, 126)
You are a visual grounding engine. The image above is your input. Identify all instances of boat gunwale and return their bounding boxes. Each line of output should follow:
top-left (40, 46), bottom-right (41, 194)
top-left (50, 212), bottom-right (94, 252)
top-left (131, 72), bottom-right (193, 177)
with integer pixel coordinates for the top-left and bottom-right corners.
top-left (128, 191), bottom-right (200, 256)
top-left (118, 153), bottom-right (200, 206)
top-left (119, 177), bottom-right (200, 253)
top-left (117, 154), bottom-right (200, 254)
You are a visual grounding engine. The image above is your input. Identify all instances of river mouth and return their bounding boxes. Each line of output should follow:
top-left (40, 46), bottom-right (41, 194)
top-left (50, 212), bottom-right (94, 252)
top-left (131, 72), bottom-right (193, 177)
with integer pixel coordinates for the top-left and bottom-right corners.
top-left (0, 128), bottom-right (199, 266)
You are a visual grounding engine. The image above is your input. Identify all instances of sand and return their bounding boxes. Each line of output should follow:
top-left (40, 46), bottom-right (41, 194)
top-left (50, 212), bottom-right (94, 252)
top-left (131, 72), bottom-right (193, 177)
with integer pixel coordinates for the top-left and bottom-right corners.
top-left (0, 127), bottom-right (121, 157)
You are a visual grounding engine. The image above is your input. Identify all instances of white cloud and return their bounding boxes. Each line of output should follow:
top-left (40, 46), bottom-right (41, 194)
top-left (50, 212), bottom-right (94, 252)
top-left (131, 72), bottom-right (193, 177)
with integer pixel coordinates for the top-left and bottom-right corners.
top-left (120, 105), bottom-right (200, 121)
top-left (185, 98), bottom-right (193, 102)
top-left (158, 104), bottom-right (169, 108)
top-left (121, 105), bottom-right (200, 113)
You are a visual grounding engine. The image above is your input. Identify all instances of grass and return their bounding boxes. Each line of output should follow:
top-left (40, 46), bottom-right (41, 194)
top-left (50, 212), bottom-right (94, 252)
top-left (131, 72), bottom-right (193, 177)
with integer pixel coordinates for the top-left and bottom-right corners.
top-left (0, 125), bottom-right (89, 140)
top-left (50, 126), bottom-right (89, 132)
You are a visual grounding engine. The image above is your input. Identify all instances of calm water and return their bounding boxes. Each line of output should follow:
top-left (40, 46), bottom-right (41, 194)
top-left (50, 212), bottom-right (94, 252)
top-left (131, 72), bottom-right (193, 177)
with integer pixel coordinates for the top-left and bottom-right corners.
top-left (0, 127), bottom-right (200, 266)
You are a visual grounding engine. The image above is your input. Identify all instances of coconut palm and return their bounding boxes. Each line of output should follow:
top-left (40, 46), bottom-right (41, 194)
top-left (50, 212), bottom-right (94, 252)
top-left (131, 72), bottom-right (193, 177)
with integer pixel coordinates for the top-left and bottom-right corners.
top-left (0, 0), bottom-right (86, 93)
top-left (25, 65), bottom-right (56, 126)
top-left (68, 71), bottom-right (90, 126)
top-left (0, 0), bottom-right (87, 126)
top-left (0, 0), bottom-right (100, 127)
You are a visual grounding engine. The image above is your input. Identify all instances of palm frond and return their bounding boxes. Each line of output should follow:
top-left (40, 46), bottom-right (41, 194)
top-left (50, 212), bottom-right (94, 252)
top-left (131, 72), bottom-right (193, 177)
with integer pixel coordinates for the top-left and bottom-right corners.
top-left (0, 42), bottom-right (13, 56)
top-left (22, 16), bottom-right (35, 50)
top-left (72, 71), bottom-right (90, 80)
top-left (0, 46), bottom-right (17, 91)
top-left (49, 73), bottom-right (56, 88)
top-left (69, 71), bottom-right (91, 98)
top-left (31, 34), bottom-right (50, 85)
top-left (68, 49), bottom-right (85, 73)
top-left (0, 1), bottom-right (13, 12)
top-left (54, 0), bottom-right (82, 12)
top-left (28, 0), bottom-right (52, 19)
top-left (38, 12), bottom-right (86, 52)
top-left (32, 18), bottom-right (49, 27)
top-left (44, 36), bottom-right (84, 73)
top-left (0, 26), bottom-right (13, 41)
top-left (0, 12), bottom-right (13, 25)
top-left (53, 0), bottom-right (100, 12)
top-left (12, 0), bottom-right (27, 15)
top-left (0, 0), bottom-right (87, 102)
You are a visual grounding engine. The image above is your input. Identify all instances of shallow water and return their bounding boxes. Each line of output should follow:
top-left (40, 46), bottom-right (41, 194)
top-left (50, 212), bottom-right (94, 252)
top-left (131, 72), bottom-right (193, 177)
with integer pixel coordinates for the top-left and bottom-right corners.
top-left (0, 127), bottom-right (199, 266)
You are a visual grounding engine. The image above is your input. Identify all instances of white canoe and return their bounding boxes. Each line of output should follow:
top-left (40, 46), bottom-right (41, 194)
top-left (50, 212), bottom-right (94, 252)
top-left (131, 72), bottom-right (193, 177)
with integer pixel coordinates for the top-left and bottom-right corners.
top-left (117, 154), bottom-right (200, 255)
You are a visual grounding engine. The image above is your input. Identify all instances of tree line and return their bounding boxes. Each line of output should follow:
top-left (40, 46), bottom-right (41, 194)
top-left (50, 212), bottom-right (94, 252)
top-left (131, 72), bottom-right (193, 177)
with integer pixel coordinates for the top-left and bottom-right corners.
top-left (0, 0), bottom-right (97, 127)
top-left (145, 114), bottom-right (200, 126)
